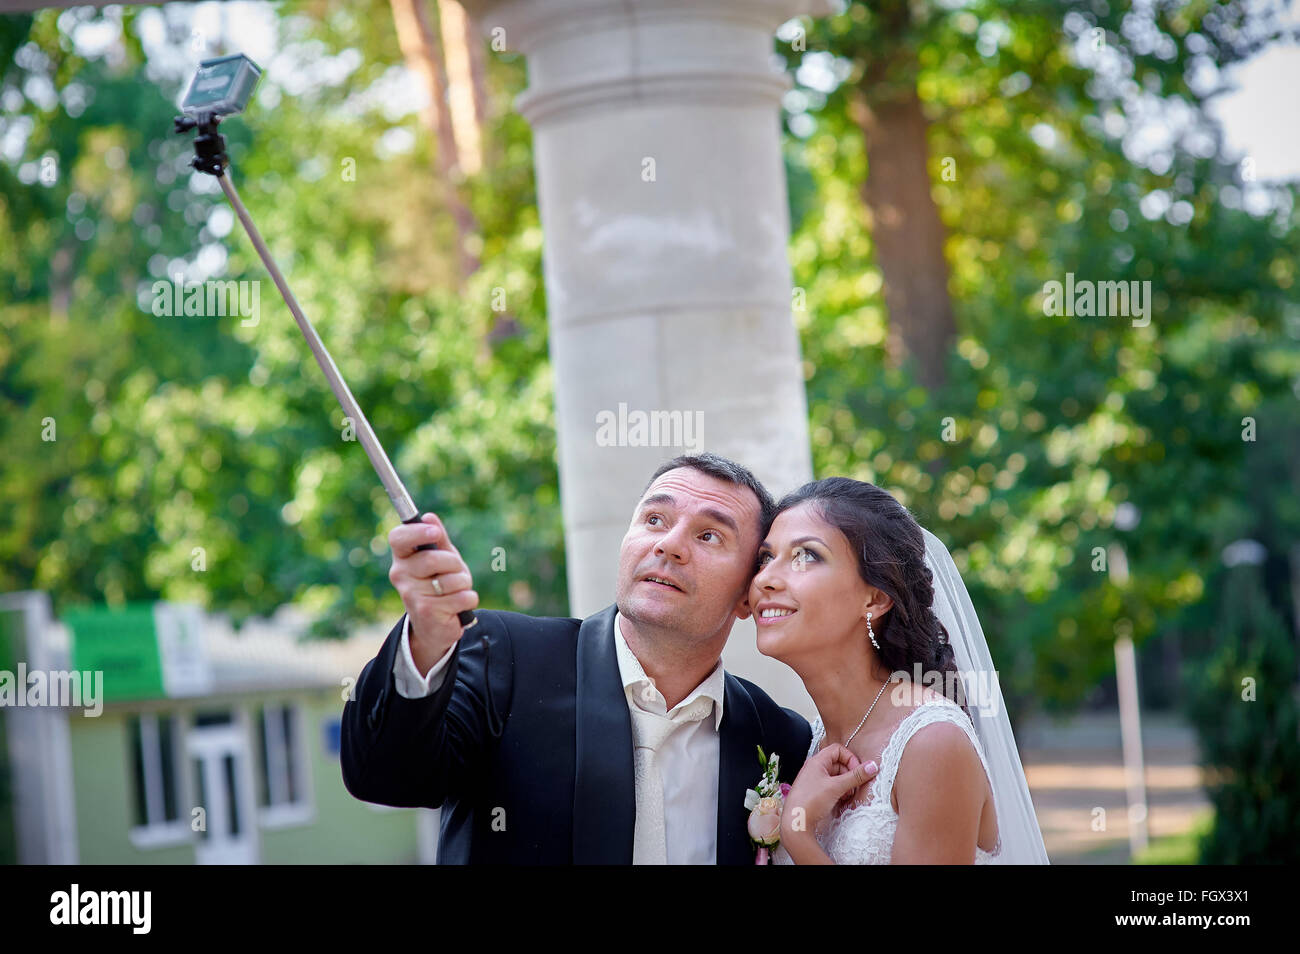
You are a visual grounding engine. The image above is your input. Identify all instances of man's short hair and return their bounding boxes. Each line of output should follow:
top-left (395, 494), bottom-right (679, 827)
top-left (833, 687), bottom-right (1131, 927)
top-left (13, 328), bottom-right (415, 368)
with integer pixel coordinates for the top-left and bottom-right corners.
top-left (641, 453), bottom-right (776, 539)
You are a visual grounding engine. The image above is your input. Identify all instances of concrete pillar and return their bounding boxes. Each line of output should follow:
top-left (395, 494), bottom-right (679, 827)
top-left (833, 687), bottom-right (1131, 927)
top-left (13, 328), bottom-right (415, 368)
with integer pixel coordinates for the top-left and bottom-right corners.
top-left (466, 0), bottom-right (824, 714)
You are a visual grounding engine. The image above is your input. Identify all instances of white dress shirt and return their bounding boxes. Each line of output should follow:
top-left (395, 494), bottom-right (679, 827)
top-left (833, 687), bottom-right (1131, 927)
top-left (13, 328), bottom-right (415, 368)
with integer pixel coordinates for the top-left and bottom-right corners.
top-left (392, 614), bottom-right (457, 698)
top-left (391, 611), bottom-right (725, 864)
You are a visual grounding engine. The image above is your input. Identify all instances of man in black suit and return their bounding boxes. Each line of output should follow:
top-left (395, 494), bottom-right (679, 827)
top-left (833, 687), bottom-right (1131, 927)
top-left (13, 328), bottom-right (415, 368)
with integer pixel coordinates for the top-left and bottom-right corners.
top-left (341, 453), bottom-right (831, 864)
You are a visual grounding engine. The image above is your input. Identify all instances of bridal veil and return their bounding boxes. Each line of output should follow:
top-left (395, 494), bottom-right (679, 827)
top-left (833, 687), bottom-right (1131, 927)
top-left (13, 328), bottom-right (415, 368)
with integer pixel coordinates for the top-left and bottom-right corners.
top-left (922, 528), bottom-right (1051, 864)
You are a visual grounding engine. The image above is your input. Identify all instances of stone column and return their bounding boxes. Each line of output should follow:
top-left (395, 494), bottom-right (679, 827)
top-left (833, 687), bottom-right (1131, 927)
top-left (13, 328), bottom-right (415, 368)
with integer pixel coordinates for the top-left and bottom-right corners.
top-left (466, 0), bottom-right (825, 713)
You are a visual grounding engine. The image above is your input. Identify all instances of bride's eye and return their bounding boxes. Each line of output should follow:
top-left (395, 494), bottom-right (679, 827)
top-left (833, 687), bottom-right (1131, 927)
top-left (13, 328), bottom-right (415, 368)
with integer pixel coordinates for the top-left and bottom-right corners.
top-left (755, 552), bottom-right (773, 569)
top-left (792, 546), bottom-right (817, 569)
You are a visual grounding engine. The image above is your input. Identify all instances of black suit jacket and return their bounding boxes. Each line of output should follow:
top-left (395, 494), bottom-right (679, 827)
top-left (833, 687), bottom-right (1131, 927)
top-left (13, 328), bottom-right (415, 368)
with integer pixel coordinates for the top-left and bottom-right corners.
top-left (341, 603), bottom-right (811, 864)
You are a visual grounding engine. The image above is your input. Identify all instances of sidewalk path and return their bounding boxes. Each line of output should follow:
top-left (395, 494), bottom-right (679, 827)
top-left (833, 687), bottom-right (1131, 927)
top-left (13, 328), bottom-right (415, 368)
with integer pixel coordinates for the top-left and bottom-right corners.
top-left (1015, 711), bottom-right (1209, 864)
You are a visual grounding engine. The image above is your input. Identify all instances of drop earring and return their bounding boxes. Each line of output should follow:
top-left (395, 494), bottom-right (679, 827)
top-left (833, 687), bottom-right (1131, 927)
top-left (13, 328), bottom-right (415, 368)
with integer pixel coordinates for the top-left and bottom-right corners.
top-left (867, 611), bottom-right (879, 650)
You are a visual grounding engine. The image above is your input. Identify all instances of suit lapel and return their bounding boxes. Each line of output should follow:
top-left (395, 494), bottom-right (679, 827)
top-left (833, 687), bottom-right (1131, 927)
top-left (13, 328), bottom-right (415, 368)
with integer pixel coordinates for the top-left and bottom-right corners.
top-left (716, 673), bottom-right (760, 865)
top-left (572, 604), bottom-right (636, 864)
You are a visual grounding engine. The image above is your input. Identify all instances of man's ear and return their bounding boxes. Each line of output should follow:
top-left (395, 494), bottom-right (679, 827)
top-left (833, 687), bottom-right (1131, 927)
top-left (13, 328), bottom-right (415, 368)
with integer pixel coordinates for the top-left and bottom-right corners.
top-left (734, 590), bottom-right (754, 622)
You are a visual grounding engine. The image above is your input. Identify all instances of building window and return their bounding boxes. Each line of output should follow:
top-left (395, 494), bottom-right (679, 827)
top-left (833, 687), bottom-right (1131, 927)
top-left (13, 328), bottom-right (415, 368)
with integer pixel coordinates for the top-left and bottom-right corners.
top-left (128, 712), bottom-right (188, 848)
top-left (322, 717), bottom-right (341, 757)
top-left (255, 703), bottom-right (312, 827)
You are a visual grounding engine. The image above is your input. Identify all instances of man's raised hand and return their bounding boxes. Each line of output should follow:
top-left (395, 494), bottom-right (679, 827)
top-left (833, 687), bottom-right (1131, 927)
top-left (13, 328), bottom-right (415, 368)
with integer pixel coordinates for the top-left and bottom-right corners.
top-left (387, 513), bottom-right (479, 675)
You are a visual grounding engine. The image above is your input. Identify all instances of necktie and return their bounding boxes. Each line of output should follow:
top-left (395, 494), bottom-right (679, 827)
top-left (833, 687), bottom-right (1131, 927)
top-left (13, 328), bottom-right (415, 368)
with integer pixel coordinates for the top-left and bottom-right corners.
top-left (630, 698), bottom-right (712, 865)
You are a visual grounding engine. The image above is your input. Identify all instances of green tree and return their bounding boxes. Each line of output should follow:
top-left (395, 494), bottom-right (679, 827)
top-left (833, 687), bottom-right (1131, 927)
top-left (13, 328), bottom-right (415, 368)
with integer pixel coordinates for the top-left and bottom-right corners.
top-left (0, 3), bottom-right (565, 636)
top-left (1182, 563), bottom-right (1300, 863)
top-left (777, 0), bottom-right (1300, 717)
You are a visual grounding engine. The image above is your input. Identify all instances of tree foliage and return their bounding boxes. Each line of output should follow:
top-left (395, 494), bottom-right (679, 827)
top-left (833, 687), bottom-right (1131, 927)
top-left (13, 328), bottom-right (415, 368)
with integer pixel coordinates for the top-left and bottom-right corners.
top-left (1182, 563), bottom-right (1300, 863)
top-left (778, 0), bottom-right (1300, 713)
top-left (1, 2), bottom-right (564, 636)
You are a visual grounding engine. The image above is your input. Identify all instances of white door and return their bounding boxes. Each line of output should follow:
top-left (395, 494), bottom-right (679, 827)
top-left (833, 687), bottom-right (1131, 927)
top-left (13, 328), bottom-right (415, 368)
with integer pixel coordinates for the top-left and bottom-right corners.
top-left (187, 724), bottom-right (258, 864)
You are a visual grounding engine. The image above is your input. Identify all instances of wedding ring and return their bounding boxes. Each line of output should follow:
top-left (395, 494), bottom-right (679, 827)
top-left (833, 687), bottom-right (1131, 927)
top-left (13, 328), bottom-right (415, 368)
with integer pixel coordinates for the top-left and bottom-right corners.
top-left (430, 576), bottom-right (444, 596)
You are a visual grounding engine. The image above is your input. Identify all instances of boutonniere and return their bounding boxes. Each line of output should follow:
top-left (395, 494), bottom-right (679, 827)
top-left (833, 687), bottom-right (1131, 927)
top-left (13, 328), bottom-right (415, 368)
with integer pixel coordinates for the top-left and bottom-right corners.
top-left (743, 745), bottom-right (791, 865)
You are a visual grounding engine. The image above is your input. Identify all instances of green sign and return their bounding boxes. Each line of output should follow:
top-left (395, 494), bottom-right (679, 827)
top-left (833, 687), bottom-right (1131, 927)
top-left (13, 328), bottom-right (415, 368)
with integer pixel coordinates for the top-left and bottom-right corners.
top-left (64, 604), bottom-right (165, 703)
top-left (0, 608), bottom-right (18, 675)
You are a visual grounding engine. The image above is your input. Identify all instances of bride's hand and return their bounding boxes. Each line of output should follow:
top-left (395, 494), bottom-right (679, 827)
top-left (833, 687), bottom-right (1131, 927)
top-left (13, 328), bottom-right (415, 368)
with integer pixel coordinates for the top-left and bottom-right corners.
top-left (781, 744), bottom-right (878, 844)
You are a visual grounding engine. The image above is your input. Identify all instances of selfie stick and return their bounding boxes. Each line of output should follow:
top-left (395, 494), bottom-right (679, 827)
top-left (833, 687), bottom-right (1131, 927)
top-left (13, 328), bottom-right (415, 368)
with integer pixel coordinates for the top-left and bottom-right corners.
top-left (173, 54), bottom-right (475, 629)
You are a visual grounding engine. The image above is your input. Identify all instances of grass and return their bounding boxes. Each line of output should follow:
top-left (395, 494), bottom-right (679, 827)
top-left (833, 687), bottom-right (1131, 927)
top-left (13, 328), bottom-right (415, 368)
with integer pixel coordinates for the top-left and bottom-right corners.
top-left (1131, 811), bottom-right (1214, 865)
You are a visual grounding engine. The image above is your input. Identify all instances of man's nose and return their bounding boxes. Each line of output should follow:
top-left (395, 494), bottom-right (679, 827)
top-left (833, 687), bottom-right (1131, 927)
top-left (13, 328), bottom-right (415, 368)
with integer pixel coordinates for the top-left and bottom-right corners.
top-left (654, 526), bottom-right (690, 561)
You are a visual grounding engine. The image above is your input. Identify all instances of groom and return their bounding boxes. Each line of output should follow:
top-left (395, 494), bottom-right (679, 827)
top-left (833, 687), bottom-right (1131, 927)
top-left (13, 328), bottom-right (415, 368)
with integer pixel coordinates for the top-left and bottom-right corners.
top-left (341, 453), bottom-right (815, 863)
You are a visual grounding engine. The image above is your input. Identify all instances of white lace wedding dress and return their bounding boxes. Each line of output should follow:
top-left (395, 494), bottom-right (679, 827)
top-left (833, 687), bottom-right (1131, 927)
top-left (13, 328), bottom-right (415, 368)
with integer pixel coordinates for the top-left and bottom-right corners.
top-left (773, 695), bottom-right (1002, 865)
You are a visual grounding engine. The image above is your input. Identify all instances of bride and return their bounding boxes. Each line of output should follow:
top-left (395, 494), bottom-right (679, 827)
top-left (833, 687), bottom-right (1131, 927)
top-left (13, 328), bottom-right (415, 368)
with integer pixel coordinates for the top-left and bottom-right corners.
top-left (753, 477), bottom-right (1049, 865)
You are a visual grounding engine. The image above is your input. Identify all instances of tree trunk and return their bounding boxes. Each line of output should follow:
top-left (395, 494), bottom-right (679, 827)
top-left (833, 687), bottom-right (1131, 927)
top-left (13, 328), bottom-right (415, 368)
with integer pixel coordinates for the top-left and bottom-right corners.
top-left (49, 241), bottom-right (74, 323)
top-left (389, 0), bottom-right (480, 279)
top-left (438, 0), bottom-right (485, 176)
top-left (850, 84), bottom-right (956, 390)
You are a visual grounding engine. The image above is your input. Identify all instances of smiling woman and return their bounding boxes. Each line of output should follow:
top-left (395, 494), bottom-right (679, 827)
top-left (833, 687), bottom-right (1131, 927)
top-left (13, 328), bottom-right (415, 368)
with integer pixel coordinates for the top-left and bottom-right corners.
top-left (752, 478), bottom-right (962, 715)
top-left (752, 476), bottom-right (1047, 864)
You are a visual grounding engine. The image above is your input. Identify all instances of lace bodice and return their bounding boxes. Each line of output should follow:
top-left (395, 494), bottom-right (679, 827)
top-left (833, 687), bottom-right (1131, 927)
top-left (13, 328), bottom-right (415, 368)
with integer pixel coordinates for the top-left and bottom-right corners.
top-left (774, 696), bottom-right (1002, 865)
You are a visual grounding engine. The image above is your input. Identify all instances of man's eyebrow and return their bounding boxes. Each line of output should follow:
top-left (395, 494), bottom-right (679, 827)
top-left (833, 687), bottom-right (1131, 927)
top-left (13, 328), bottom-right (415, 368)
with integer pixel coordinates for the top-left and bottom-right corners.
top-left (638, 493), bottom-right (676, 510)
top-left (634, 501), bottom-right (738, 538)
top-left (701, 507), bottom-right (739, 535)
top-left (637, 495), bottom-right (739, 535)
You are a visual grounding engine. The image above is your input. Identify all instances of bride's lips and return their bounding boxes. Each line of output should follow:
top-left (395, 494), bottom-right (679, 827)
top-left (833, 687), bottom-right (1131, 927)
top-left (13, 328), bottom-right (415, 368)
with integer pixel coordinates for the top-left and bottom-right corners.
top-left (755, 604), bottom-right (797, 626)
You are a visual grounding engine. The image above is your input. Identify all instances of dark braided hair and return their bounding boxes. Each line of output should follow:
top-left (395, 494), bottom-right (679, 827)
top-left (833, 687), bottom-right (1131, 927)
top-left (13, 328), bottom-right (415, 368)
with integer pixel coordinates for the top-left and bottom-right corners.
top-left (773, 477), bottom-right (971, 719)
